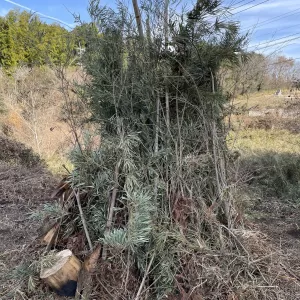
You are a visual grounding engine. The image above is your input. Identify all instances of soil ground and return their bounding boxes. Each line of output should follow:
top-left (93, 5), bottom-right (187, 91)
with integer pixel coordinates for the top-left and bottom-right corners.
top-left (252, 197), bottom-right (300, 280)
top-left (0, 136), bottom-right (57, 299)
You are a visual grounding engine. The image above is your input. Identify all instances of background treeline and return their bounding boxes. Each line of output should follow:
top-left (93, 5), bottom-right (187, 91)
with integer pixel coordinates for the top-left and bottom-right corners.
top-left (0, 9), bottom-right (88, 68)
top-left (1, 9), bottom-right (298, 97)
top-left (220, 52), bottom-right (300, 95)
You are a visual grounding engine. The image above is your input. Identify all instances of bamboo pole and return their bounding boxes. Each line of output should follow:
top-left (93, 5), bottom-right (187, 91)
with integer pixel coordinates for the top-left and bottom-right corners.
top-left (132, 0), bottom-right (144, 39)
top-left (134, 254), bottom-right (155, 300)
top-left (74, 190), bottom-right (93, 251)
top-left (102, 163), bottom-right (119, 260)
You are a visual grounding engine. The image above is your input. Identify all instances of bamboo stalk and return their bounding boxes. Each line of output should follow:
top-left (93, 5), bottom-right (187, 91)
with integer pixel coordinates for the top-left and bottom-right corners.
top-left (154, 93), bottom-right (160, 204)
top-left (164, 0), bottom-right (169, 47)
top-left (132, 0), bottom-right (144, 39)
top-left (146, 16), bottom-right (152, 53)
top-left (164, 0), bottom-right (171, 216)
top-left (165, 89), bottom-right (170, 133)
top-left (102, 163), bottom-right (119, 260)
top-left (74, 190), bottom-right (93, 251)
top-left (134, 253), bottom-right (155, 300)
top-left (155, 93), bottom-right (160, 154)
top-left (211, 69), bottom-right (215, 94)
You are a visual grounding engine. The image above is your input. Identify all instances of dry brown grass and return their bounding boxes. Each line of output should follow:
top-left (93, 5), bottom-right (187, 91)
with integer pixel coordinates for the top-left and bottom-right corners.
top-left (225, 91), bottom-right (300, 299)
top-left (234, 89), bottom-right (293, 110)
top-left (0, 67), bottom-right (87, 174)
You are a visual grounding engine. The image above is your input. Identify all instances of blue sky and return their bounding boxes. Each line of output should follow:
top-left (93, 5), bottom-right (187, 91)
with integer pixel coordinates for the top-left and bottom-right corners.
top-left (0, 0), bottom-right (91, 28)
top-left (1, 0), bottom-right (300, 59)
top-left (224, 0), bottom-right (300, 59)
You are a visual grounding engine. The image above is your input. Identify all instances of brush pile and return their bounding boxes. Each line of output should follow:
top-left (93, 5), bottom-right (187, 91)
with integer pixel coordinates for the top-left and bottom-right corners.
top-left (29, 171), bottom-right (300, 300)
top-left (3, 0), bottom-right (300, 298)
top-left (29, 0), bottom-right (300, 298)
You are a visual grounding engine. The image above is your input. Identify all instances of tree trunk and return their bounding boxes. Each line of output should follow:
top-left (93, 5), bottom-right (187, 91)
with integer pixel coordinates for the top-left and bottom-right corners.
top-left (40, 250), bottom-right (81, 297)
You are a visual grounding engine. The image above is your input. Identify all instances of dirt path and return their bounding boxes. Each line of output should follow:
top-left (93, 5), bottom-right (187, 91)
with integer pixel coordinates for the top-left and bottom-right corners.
top-left (0, 159), bottom-right (56, 298)
top-left (253, 197), bottom-right (300, 264)
top-left (249, 197), bottom-right (300, 298)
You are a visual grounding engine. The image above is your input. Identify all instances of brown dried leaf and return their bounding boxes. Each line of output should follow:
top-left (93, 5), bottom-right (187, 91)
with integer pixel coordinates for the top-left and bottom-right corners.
top-left (83, 244), bottom-right (101, 273)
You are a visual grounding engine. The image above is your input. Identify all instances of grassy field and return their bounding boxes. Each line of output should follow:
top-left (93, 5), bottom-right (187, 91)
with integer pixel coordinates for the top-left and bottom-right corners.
top-left (228, 89), bottom-right (300, 210)
top-left (234, 89), bottom-right (293, 109)
top-left (228, 129), bottom-right (300, 154)
top-left (229, 87), bottom-right (300, 154)
top-left (228, 93), bottom-right (300, 289)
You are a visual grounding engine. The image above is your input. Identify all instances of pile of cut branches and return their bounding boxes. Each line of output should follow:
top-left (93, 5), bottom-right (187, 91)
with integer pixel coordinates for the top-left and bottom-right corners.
top-left (7, 0), bottom-right (300, 299)
top-left (38, 0), bottom-right (300, 298)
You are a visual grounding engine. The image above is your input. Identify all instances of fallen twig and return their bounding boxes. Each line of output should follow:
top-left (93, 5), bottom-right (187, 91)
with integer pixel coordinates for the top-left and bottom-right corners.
top-left (134, 253), bottom-right (155, 300)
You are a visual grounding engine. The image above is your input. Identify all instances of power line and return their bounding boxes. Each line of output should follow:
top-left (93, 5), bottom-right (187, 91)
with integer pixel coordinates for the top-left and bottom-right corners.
top-left (249, 31), bottom-right (300, 49)
top-left (253, 35), bottom-right (300, 51)
top-left (230, 0), bottom-right (257, 11)
top-left (262, 40), bottom-right (296, 58)
top-left (242, 7), bottom-right (300, 32)
top-left (231, 0), bottom-right (251, 6)
top-left (254, 22), bottom-right (300, 41)
top-left (217, 0), bottom-right (270, 25)
top-left (275, 22), bottom-right (300, 34)
top-left (227, 1), bottom-right (300, 56)
top-left (231, 0), bottom-right (270, 15)
top-left (225, 0), bottom-right (300, 56)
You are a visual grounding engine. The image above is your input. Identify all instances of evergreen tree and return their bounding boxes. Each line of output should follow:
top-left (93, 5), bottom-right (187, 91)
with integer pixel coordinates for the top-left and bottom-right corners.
top-left (0, 16), bottom-right (10, 67)
top-left (0, 9), bottom-right (75, 68)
